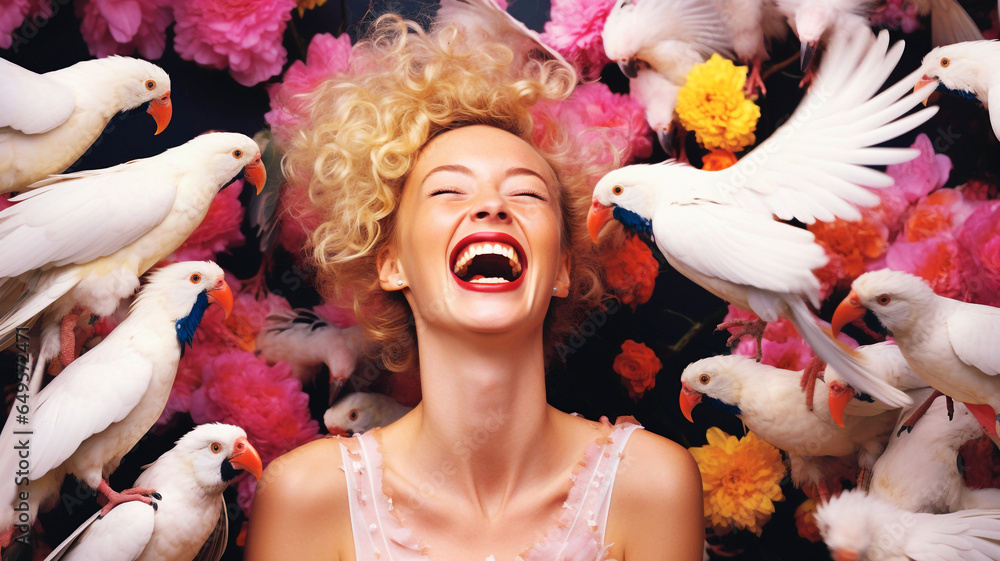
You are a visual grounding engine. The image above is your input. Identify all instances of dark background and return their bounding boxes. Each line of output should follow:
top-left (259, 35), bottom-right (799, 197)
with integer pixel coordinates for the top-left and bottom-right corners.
top-left (3, 0), bottom-right (1000, 559)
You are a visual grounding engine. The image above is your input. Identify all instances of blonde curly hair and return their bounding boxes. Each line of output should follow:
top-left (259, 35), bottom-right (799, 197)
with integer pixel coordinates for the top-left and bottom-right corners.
top-left (282, 14), bottom-right (614, 373)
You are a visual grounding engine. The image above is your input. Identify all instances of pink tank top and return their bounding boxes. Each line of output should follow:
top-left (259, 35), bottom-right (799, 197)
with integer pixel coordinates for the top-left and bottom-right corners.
top-left (337, 417), bottom-right (642, 561)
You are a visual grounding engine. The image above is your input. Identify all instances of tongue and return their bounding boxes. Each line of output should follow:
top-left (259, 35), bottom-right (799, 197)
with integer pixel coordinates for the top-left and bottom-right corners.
top-left (470, 275), bottom-right (486, 281)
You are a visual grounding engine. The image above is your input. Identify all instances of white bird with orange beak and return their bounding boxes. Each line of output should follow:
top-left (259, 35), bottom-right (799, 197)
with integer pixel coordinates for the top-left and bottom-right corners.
top-left (913, 40), bottom-right (1000, 142)
top-left (589, 30), bottom-right (936, 409)
top-left (816, 489), bottom-right (1000, 561)
top-left (43, 423), bottom-right (262, 561)
top-left (0, 56), bottom-right (172, 194)
top-left (0, 132), bottom-right (264, 378)
top-left (0, 262), bottom-right (234, 547)
top-left (832, 269), bottom-right (1000, 447)
top-left (824, 342), bottom-right (927, 428)
top-left (679, 355), bottom-right (896, 495)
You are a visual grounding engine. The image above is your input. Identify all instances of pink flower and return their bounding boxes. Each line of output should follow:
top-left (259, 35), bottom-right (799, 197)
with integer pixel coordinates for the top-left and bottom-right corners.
top-left (0, 0), bottom-right (50, 50)
top-left (265, 32), bottom-right (353, 144)
top-left (957, 201), bottom-right (1000, 306)
top-left (884, 133), bottom-right (952, 205)
top-left (540, 0), bottom-right (615, 80)
top-left (173, 0), bottom-right (296, 87)
top-left (885, 236), bottom-right (964, 299)
top-left (725, 306), bottom-right (856, 371)
top-left (75, 0), bottom-right (173, 59)
top-left (869, 0), bottom-right (920, 34)
top-left (168, 181), bottom-right (246, 262)
top-left (531, 82), bottom-right (652, 178)
top-left (313, 301), bottom-right (359, 329)
top-left (189, 350), bottom-right (321, 512)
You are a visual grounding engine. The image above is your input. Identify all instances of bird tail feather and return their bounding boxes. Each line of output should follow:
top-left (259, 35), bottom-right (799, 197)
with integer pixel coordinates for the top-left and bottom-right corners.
top-left (0, 270), bottom-right (76, 346)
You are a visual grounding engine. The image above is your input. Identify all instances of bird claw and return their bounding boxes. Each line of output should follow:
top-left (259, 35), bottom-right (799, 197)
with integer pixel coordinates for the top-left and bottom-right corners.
top-left (716, 318), bottom-right (767, 361)
top-left (96, 481), bottom-right (160, 517)
top-left (151, 492), bottom-right (162, 500)
top-left (896, 424), bottom-right (913, 437)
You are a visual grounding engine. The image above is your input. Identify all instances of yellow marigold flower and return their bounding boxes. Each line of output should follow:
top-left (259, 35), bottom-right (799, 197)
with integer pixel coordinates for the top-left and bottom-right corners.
top-left (297, 0), bottom-right (328, 16)
top-left (688, 427), bottom-right (786, 536)
top-left (676, 54), bottom-right (760, 152)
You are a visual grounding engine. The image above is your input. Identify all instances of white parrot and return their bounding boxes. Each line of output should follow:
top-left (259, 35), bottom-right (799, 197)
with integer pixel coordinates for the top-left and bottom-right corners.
top-left (869, 389), bottom-right (1000, 514)
top-left (832, 268), bottom-right (1000, 446)
top-left (775, 0), bottom-right (875, 72)
top-left (323, 392), bottom-right (413, 436)
top-left (0, 132), bottom-right (264, 379)
top-left (824, 341), bottom-right (927, 427)
top-left (255, 308), bottom-right (365, 403)
top-left (815, 490), bottom-right (1000, 561)
top-left (0, 261), bottom-right (235, 544)
top-left (914, 40), bottom-right (1000, 142)
top-left (602, 0), bottom-right (734, 81)
top-left (715, 0), bottom-right (789, 94)
top-left (589, 30), bottom-right (936, 408)
top-left (679, 355), bottom-right (896, 495)
top-left (628, 67), bottom-right (682, 156)
top-left (42, 423), bottom-right (262, 561)
top-left (0, 56), bottom-right (172, 194)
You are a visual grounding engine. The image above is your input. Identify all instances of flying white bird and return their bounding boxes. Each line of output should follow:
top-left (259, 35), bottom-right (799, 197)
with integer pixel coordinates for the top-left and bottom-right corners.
top-left (716, 0), bottom-right (789, 94)
top-left (42, 423), bottom-right (262, 561)
top-left (0, 132), bottom-right (264, 378)
top-left (869, 389), bottom-right (1000, 514)
top-left (0, 56), bottom-right (172, 194)
top-left (914, 40), bottom-right (1000, 142)
top-left (602, 0), bottom-right (734, 81)
top-left (776, 0), bottom-right (874, 72)
top-left (324, 392), bottom-right (413, 436)
top-left (589, 30), bottom-right (937, 408)
top-left (832, 268), bottom-right (1000, 447)
top-left (824, 341), bottom-right (927, 427)
top-left (679, 355), bottom-right (896, 495)
top-left (255, 308), bottom-right (364, 403)
top-left (0, 261), bottom-right (234, 545)
top-left (815, 489), bottom-right (1000, 561)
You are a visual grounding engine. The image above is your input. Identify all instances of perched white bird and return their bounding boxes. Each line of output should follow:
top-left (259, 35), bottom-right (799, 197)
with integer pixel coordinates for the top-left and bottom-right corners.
top-left (914, 40), bottom-right (1000, 142)
top-left (324, 392), bottom-right (413, 436)
top-left (824, 341), bottom-right (927, 427)
top-left (679, 355), bottom-right (896, 494)
top-left (816, 489), bottom-right (1000, 561)
top-left (0, 56), bottom-right (172, 194)
top-left (716, 0), bottom-right (789, 94)
top-left (832, 269), bottom-right (1000, 446)
top-left (0, 261), bottom-right (234, 543)
top-left (589, 30), bottom-right (936, 408)
top-left (629, 67), bottom-right (682, 155)
top-left (0, 132), bottom-right (264, 379)
top-left (602, 0), bottom-right (734, 80)
top-left (909, 0), bottom-right (984, 47)
top-left (869, 389), bottom-right (1000, 514)
top-left (776, 0), bottom-right (874, 71)
top-left (43, 423), bottom-right (262, 561)
top-left (255, 308), bottom-right (364, 403)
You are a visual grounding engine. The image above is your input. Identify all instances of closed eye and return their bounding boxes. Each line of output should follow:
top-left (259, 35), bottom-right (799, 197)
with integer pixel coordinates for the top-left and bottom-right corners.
top-left (429, 188), bottom-right (463, 197)
top-left (511, 190), bottom-right (547, 201)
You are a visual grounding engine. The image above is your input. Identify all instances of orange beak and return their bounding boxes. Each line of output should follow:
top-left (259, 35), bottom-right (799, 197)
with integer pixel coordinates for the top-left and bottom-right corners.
top-left (587, 200), bottom-right (615, 243)
top-left (828, 382), bottom-right (854, 428)
top-left (206, 278), bottom-right (234, 318)
top-left (228, 436), bottom-right (263, 480)
top-left (679, 383), bottom-right (703, 423)
top-left (915, 75), bottom-right (937, 106)
top-left (243, 154), bottom-right (266, 195)
top-left (146, 92), bottom-right (172, 135)
top-left (831, 290), bottom-right (866, 339)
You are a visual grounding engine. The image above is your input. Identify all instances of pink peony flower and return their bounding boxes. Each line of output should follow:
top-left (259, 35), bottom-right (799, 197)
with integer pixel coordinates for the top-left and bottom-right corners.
top-left (884, 133), bottom-right (952, 205)
top-left (0, 0), bottom-right (50, 50)
top-left (957, 201), bottom-right (1000, 306)
top-left (960, 179), bottom-right (999, 201)
top-left (885, 236), bottom-right (964, 299)
top-left (189, 350), bottom-right (321, 512)
top-left (173, 0), bottom-right (296, 87)
top-left (265, 32), bottom-right (353, 144)
top-left (167, 181), bottom-right (246, 263)
top-left (540, 0), bottom-right (615, 80)
top-left (531, 81), bottom-right (652, 180)
top-left (725, 306), bottom-right (857, 371)
top-left (75, 0), bottom-right (173, 59)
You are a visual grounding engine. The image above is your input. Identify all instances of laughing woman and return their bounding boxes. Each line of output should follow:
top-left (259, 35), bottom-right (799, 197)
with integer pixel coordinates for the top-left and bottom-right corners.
top-left (243, 13), bottom-right (703, 561)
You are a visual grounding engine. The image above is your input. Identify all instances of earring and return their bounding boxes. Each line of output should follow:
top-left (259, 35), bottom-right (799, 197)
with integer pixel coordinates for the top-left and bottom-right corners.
top-left (552, 287), bottom-right (558, 294)
top-left (397, 280), bottom-right (404, 286)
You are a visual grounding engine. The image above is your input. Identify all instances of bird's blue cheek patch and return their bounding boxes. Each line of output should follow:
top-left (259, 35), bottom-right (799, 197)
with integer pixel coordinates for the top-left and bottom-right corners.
top-left (175, 291), bottom-right (210, 357)
top-left (613, 206), bottom-right (653, 237)
top-left (938, 83), bottom-right (979, 102)
top-left (704, 395), bottom-right (742, 417)
top-left (854, 391), bottom-right (875, 403)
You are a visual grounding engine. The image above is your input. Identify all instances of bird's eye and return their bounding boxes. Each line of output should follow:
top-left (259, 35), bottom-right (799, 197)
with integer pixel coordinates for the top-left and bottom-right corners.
top-left (232, 149), bottom-right (243, 159)
top-left (189, 273), bottom-right (201, 284)
top-left (349, 410), bottom-right (358, 421)
top-left (612, 185), bottom-right (624, 196)
top-left (211, 442), bottom-right (222, 454)
top-left (145, 80), bottom-right (156, 90)
top-left (940, 58), bottom-right (950, 68)
top-left (877, 294), bottom-right (891, 306)
top-left (699, 374), bottom-right (710, 385)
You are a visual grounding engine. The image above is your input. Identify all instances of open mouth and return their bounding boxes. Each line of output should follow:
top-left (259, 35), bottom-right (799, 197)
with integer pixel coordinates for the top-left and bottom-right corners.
top-left (450, 232), bottom-right (525, 291)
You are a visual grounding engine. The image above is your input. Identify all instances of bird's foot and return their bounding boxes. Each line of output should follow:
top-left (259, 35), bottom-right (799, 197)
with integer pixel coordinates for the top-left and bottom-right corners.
top-left (96, 481), bottom-right (161, 518)
top-left (799, 356), bottom-right (826, 411)
top-left (59, 305), bottom-right (86, 367)
top-left (744, 59), bottom-right (766, 97)
top-left (799, 67), bottom-right (816, 90)
top-left (716, 318), bottom-right (767, 361)
top-left (243, 258), bottom-right (271, 299)
top-left (897, 390), bottom-right (943, 437)
top-left (856, 466), bottom-right (873, 492)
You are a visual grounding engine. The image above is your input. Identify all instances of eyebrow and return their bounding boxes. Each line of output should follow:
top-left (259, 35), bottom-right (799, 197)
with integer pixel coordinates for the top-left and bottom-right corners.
top-left (420, 165), bottom-right (551, 189)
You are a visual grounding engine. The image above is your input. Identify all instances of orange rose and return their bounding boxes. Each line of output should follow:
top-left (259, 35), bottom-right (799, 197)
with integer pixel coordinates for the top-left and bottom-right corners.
top-left (603, 235), bottom-right (659, 309)
top-left (701, 148), bottom-right (738, 171)
top-left (613, 340), bottom-right (662, 399)
top-left (794, 499), bottom-right (821, 543)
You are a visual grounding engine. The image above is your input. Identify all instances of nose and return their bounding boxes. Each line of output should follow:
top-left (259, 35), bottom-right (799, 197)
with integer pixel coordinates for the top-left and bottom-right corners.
top-left (471, 190), bottom-right (511, 223)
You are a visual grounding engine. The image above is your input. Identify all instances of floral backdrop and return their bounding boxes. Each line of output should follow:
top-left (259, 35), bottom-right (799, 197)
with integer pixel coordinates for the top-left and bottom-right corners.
top-left (3, 0), bottom-right (1000, 560)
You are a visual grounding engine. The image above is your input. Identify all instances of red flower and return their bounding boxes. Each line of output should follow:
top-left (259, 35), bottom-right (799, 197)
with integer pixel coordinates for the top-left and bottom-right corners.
top-left (809, 212), bottom-right (888, 299)
top-left (701, 149), bottom-right (737, 171)
top-left (603, 235), bottom-right (658, 309)
top-left (794, 499), bottom-right (822, 543)
top-left (613, 340), bottom-right (661, 399)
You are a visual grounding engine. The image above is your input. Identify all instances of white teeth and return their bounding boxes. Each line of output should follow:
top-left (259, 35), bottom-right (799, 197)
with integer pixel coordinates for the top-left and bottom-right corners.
top-left (452, 241), bottom-right (522, 276)
top-left (469, 277), bottom-right (510, 284)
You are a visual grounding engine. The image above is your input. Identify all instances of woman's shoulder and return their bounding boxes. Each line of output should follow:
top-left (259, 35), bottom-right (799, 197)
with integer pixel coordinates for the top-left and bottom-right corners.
top-left (258, 436), bottom-right (349, 502)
